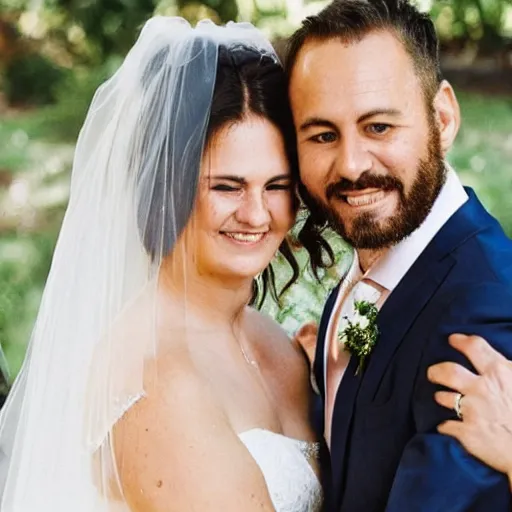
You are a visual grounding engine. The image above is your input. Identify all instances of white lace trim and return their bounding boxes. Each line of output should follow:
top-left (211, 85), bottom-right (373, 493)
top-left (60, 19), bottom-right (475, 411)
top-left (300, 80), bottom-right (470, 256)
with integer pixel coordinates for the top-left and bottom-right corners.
top-left (238, 428), bottom-right (323, 512)
top-left (87, 392), bottom-right (146, 450)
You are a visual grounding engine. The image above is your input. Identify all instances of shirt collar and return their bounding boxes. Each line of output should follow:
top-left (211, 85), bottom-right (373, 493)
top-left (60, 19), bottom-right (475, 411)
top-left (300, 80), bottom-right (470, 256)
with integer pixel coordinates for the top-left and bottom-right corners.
top-left (364, 165), bottom-right (468, 292)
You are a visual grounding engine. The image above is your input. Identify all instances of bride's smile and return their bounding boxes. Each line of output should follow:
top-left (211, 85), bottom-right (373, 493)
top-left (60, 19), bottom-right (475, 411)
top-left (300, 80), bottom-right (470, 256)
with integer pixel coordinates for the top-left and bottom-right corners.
top-left (221, 231), bottom-right (268, 244)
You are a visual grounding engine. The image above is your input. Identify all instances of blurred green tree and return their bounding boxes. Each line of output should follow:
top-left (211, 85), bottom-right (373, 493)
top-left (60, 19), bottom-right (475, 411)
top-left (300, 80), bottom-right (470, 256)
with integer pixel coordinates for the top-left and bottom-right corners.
top-left (432, 0), bottom-right (512, 55)
top-left (41, 0), bottom-right (238, 62)
top-left (44, 0), bottom-right (158, 61)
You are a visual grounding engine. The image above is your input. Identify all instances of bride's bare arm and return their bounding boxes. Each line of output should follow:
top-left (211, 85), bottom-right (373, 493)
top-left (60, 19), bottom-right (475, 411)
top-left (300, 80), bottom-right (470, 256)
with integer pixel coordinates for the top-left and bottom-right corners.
top-left (112, 351), bottom-right (275, 512)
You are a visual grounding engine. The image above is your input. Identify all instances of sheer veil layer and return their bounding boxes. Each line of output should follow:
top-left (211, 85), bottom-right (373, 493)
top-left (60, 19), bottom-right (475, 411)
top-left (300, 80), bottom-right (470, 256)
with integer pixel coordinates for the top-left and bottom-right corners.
top-left (0, 16), bottom-right (278, 511)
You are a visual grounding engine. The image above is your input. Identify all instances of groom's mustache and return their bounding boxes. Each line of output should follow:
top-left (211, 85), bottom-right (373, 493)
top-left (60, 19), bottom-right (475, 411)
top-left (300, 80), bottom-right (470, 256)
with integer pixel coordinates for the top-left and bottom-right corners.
top-left (326, 172), bottom-right (404, 201)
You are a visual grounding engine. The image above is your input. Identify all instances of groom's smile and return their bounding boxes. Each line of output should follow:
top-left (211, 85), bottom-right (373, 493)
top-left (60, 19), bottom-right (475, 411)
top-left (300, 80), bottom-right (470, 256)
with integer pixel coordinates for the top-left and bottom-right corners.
top-left (340, 189), bottom-right (388, 207)
top-left (332, 186), bottom-right (399, 221)
top-left (326, 171), bottom-right (404, 224)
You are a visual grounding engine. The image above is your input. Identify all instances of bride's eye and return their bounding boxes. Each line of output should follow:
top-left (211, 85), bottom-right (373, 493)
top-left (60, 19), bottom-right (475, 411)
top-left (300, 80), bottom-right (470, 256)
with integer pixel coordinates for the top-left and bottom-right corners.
top-left (267, 183), bottom-right (291, 191)
top-left (212, 184), bottom-right (239, 192)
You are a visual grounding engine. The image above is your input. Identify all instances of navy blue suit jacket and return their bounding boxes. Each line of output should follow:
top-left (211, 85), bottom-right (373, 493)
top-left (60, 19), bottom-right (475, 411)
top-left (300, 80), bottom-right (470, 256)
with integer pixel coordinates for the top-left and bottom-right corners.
top-left (314, 189), bottom-right (512, 511)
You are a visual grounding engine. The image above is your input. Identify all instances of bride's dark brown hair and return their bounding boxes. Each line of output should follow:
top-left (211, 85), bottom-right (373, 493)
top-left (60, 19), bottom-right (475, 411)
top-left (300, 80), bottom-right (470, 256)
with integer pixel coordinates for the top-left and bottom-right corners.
top-left (135, 40), bottom-right (308, 307)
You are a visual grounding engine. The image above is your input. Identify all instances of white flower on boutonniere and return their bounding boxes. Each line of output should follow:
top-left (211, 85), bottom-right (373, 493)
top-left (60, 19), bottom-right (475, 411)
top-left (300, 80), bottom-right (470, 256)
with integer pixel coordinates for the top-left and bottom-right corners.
top-left (338, 299), bottom-right (380, 376)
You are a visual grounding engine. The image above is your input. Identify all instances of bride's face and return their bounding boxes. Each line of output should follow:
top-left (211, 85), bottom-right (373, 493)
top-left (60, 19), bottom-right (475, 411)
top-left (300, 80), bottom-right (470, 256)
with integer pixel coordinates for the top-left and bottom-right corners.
top-left (187, 115), bottom-right (295, 282)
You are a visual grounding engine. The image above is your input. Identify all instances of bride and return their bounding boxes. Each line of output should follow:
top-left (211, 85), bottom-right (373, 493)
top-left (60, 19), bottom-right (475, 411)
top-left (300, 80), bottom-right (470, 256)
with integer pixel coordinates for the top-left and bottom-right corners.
top-left (0, 17), bottom-right (326, 512)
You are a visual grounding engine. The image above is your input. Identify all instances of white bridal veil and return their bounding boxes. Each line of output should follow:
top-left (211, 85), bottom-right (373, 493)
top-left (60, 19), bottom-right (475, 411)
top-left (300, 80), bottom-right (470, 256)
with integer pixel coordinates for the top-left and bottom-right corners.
top-left (0, 16), bottom-right (277, 511)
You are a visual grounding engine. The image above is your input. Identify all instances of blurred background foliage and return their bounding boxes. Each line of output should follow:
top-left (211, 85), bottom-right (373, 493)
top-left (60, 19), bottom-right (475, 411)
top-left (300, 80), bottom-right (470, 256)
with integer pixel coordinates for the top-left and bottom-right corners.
top-left (0, 0), bottom-right (511, 388)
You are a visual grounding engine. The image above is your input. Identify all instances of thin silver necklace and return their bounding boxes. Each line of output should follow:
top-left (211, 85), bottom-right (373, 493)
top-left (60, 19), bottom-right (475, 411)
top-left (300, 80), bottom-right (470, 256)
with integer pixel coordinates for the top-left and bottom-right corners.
top-left (231, 319), bottom-right (259, 369)
top-left (239, 341), bottom-right (259, 369)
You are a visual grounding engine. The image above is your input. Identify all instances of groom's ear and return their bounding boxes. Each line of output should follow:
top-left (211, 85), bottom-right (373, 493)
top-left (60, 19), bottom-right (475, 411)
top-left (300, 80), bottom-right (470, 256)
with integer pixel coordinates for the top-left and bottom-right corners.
top-left (433, 80), bottom-right (460, 155)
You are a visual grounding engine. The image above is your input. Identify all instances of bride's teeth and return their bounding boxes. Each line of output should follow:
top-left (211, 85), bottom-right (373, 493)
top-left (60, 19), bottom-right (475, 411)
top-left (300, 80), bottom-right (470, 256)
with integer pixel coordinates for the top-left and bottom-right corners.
top-left (346, 191), bottom-right (385, 206)
top-left (226, 233), bottom-right (264, 242)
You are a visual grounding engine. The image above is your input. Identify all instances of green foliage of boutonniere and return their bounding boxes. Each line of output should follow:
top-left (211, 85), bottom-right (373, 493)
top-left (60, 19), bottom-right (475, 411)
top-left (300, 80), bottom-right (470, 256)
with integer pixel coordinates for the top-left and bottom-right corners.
top-left (338, 300), bottom-right (379, 376)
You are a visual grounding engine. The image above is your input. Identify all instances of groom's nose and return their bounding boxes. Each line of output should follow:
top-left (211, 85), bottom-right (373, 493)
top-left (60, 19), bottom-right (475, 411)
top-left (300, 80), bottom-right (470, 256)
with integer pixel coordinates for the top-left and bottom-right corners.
top-left (334, 133), bottom-right (372, 182)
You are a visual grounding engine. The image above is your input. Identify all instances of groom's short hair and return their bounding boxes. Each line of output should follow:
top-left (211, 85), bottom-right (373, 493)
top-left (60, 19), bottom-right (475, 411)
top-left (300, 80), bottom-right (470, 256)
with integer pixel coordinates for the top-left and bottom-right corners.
top-left (286, 0), bottom-right (442, 103)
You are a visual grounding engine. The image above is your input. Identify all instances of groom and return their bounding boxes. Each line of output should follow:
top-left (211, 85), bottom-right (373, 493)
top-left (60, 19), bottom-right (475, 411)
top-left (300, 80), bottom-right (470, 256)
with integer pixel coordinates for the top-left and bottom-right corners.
top-left (287, 0), bottom-right (512, 510)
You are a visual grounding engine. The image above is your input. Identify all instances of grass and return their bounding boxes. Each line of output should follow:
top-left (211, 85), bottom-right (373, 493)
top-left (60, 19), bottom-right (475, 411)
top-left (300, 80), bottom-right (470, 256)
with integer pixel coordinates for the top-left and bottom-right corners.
top-left (0, 89), bottom-right (511, 381)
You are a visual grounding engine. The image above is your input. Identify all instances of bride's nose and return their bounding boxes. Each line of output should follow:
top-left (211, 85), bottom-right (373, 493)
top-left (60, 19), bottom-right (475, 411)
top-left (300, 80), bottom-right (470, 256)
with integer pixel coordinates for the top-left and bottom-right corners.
top-left (235, 189), bottom-right (271, 227)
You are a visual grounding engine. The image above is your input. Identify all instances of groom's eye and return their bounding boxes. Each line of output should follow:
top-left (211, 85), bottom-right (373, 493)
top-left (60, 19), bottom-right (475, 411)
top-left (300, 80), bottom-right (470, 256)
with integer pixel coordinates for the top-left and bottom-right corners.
top-left (311, 132), bottom-right (337, 144)
top-left (367, 123), bottom-right (392, 135)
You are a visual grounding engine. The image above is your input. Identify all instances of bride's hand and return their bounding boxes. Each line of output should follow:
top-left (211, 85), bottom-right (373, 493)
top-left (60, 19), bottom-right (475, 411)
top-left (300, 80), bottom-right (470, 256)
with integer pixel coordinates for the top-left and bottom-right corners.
top-left (427, 334), bottom-right (512, 485)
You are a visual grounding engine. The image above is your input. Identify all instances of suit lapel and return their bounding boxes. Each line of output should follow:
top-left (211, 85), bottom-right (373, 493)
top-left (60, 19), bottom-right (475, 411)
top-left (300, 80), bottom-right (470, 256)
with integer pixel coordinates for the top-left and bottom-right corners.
top-left (329, 351), bottom-right (365, 509)
top-left (329, 254), bottom-right (455, 510)
top-left (314, 283), bottom-right (340, 400)
top-left (327, 251), bottom-right (453, 508)
top-left (359, 252), bottom-right (455, 401)
top-left (328, 189), bottom-right (492, 509)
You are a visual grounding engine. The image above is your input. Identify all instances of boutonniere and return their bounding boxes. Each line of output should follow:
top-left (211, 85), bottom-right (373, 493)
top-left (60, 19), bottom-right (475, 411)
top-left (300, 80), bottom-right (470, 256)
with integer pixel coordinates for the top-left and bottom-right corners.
top-left (338, 300), bottom-right (379, 376)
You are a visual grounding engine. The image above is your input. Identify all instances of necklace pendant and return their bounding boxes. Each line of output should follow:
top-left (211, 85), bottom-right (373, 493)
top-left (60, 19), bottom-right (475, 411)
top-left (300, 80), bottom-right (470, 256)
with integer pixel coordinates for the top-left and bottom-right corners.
top-left (240, 344), bottom-right (258, 368)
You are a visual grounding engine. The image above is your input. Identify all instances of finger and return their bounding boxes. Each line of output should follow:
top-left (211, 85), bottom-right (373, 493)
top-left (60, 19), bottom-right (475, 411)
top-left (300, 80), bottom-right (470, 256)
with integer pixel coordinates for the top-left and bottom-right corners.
top-left (292, 323), bottom-right (318, 366)
top-left (449, 334), bottom-right (506, 375)
top-left (427, 361), bottom-right (477, 393)
top-left (437, 419), bottom-right (465, 439)
top-left (434, 391), bottom-right (463, 412)
top-left (295, 322), bottom-right (318, 339)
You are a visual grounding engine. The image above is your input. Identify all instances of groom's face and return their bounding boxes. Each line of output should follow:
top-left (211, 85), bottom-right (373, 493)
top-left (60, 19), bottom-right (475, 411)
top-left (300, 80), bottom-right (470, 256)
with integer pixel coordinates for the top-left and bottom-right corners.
top-left (289, 30), bottom-right (446, 249)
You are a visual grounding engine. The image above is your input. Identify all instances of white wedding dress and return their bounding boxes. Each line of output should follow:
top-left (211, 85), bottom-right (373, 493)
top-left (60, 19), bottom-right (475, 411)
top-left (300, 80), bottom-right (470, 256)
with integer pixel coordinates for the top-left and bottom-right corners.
top-left (238, 428), bottom-right (323, 511)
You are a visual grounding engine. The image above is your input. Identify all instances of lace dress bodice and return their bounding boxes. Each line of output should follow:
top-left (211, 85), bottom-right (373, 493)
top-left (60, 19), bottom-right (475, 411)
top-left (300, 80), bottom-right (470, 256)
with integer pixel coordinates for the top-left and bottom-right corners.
top-left (238, 428), bottom-right (323, 512)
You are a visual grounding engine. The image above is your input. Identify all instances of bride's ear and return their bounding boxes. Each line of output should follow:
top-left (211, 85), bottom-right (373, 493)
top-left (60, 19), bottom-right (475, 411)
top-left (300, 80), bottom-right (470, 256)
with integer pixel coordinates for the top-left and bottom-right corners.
top-left (433, 80), bottom-right (460, 155)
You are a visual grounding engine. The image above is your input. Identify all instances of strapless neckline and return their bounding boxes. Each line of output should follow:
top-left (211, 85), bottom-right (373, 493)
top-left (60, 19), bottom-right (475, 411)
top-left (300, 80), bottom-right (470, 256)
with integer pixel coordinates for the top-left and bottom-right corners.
top-left (237, 427), bottom-right (323, 511)
top-left (238, 428), bottom-right (321, 461)
top-left (238, 427), bottom-right (318, 445)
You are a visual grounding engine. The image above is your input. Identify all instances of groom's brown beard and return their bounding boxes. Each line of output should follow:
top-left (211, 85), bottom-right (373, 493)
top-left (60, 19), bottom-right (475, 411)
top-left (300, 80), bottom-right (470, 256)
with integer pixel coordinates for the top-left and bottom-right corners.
top-left (318, 124), bottom-right (446, 250)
